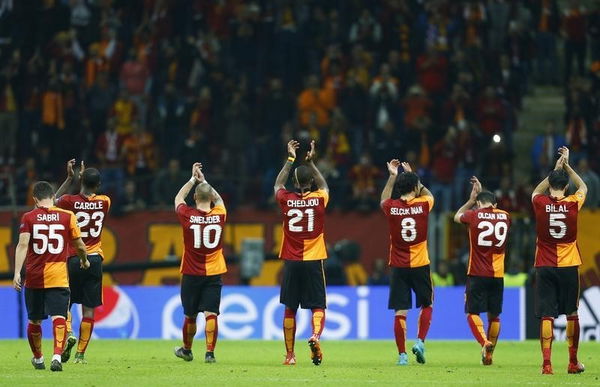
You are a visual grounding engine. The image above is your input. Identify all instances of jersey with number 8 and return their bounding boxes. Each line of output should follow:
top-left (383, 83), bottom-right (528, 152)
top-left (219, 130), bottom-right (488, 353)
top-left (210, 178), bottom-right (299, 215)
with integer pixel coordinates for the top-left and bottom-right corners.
top-left (56, 193), bottom-right (111, 259)
top-left (460, 207), bottom-right (511, 277)
top-left (19, 207), bottom-right (81, 288)
top-left (276, 189), bottom-right (328, 261)
top-left (381, 196), bottom-right (434, 268)
top-left (532, 192), bottom-right (585, 267)
top-left (176, 203), bottom-right (227, 275)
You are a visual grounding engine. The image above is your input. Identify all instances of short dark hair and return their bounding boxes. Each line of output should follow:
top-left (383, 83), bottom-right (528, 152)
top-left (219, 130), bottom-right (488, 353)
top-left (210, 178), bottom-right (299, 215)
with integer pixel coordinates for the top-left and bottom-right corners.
top-left (393, 172), bottom-right (419, 197)
top-left (476, 190), bottom-right (497, 205)
top-left (294, 165), bottom-right (313, 187)
top-left (81, 168), bottom-right (101, 189)
top-left (32, 181), bottom-right (54, 200)
top-left (548, 169), bottom-right (569, 190)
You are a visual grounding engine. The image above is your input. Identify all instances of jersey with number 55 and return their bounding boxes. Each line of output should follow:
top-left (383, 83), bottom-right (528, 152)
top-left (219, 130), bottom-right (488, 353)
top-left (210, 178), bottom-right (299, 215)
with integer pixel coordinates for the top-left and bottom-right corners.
top-left (56, 193), bottom-right (111, 259)
top-left (176, 203), bottom-right (227, 276)
top-left (276, 189), bottom-right (328, 261)
top-left (460, 207), bottom-right (511, 277)
top-left (20, 206), bottom-right (81, 288)
top-left (381, 196), bottom-right (434, 268)
top-left (532, 192), bottom-right (585, 267)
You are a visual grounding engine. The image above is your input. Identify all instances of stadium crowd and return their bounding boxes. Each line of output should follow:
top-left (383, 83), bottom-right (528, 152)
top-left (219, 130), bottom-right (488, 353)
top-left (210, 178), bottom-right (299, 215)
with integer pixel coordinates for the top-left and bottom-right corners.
top-left (0, 0), bottom-right (599, 212)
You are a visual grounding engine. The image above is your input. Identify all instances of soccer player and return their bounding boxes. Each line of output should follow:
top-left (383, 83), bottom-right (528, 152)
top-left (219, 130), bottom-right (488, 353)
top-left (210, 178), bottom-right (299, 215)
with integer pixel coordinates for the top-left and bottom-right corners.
top-left (54, 159), bottom-right (111, 364)
top-left (274, 140), bottom-right (328, 366)
top-left (13, 181), bottom-right (90, 372)
top-left (380, 160), bottom-right (434, 366)
top-left (173, 162), bottom-right (227, 364)
top-left (454, 177), bottom-right (511, 365)
top-left (531, 146), bottom-right (587, 375)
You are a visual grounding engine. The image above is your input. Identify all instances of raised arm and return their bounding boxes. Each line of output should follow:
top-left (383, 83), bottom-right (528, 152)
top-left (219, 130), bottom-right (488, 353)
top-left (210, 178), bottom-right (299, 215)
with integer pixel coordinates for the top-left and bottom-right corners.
top-left (13, 233), bottom-right (30, 291)
top-left (174, 162), bottom-right (201, 210)
top-left (532, 148), bottom-right (566, 200)
top-left (55, 159), bottom-right (81, 198)
top-left (560, 147), bottom-right (587, 196)
top-left (305, 140), bottom-right (328, 192)
top-left (274, 140), bottom-right (299, 195)
top-left (193, 165), bottom-right (225, 208)
top-left (401, 162), bottom-right (433, 199)
top-left (454, 176), bottom-right (481, 224)
top-left (381, 159), bottom-right (400, 204)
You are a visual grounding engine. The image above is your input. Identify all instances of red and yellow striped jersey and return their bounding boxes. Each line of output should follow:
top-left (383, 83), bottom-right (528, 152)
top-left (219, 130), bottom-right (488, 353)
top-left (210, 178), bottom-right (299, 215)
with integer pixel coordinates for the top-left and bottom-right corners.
top-left (381, 196), bottom-right (434, 268)
top-left (176, 203), bottom-right (227, 276)
top-left (532, 192), bottom-right (585, 267)
top-left (56, 193), bottom-right (111, 258)
top-left (19, 206), bottom-right (81, 288)
top-left (460, 207), bottom-right (511, 277)
top-left (276, 189), bottom-right (328, 261)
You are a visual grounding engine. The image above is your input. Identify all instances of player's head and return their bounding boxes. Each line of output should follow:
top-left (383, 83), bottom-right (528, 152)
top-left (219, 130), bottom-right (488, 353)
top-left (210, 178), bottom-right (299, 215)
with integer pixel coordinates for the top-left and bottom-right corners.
top-left (476, 190), bottom-right (497, 209)
top-left (392, 172), bottom-right (419, 198)
top-left (293, 165), bottom-right (314, 191)
top-left (32, 181), bottom-right (55, 203)
top-left (548, 169), bottom-right (569, 192)
top-left (194, 182), bottom-right (213, 203)
top-left (81, 168), bottom-right (101, 192)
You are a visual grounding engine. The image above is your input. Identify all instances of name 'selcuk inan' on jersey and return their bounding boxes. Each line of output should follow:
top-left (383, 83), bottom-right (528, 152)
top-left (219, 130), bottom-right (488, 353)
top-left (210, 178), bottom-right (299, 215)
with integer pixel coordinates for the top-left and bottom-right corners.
top-left (390, 206), bottom-right (424, 216)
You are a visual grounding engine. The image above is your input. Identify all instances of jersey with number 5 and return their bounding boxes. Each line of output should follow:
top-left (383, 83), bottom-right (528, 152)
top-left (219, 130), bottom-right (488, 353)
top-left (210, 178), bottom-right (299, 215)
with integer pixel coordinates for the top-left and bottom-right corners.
top-left (277, 189), bottom-right (328, 261)
top-left (176, 203), bottom-right (227, 276)
top-left (460, 207), bottom-right (511, 277)
top-left (381, 196), bottom-right (434, 268)
top-left (532, 192), bottom-right (585, 267)
top-left (20, 206), bottom-right (81, 288)
top-left (56, 193), bottom-right (111, 259)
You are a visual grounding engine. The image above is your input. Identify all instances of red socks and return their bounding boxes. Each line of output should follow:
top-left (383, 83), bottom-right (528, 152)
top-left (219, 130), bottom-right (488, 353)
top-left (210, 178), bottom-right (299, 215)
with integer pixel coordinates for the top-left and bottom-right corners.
top-left (27, 323), bottom-right (43, 359)
top-left (394, 315), bottom-right (407, 354)
top-left (182, 316), bottom-right (197, 350)
top-left (540, 317), bottom-right (554, 366)
top-left (417, 306), bottom-right (432, 341)
top-left (52, 317), bottom-right (67, 356)
top-left (311, 309), bottom-right (325, 339)
top-left (205, 315), bottom-right (218, 352)
top-left (566, 316), bottom-right (580, 364)
top-left (283, 308), bottom-right (296, 354)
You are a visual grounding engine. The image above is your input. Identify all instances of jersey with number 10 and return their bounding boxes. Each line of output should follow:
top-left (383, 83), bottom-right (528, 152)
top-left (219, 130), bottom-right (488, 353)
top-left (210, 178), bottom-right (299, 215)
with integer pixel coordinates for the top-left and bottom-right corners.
top-left (532, 192), bottom-right (585, 267)
top-left (381, 196), bottom-right (434, 268)
top-left (56, 193), bottom-right (111, 258)
top-left (277, 189), bottom-right (328, 261)
top-left (460, 207), bottom-right (511, 277)
top-left (176, 203), bottom-right (227, 276)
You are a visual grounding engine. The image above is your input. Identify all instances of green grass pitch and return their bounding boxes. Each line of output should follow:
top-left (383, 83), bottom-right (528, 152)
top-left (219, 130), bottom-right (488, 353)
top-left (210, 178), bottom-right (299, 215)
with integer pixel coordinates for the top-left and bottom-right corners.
top-left (1, 340), bottom-right (598, 386)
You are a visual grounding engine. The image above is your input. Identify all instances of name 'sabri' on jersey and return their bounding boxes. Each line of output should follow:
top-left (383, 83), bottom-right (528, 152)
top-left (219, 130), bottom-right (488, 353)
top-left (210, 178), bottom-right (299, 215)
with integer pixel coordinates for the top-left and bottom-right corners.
top-left (390, 205), bottom-right (424, 216)
top-left (36, 213), bottom-right (60, 222)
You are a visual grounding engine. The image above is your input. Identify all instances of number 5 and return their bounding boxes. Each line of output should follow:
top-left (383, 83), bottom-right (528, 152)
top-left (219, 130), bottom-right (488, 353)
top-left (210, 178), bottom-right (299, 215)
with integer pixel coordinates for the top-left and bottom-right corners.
top-left (549, 213), bottom-right (567, 239)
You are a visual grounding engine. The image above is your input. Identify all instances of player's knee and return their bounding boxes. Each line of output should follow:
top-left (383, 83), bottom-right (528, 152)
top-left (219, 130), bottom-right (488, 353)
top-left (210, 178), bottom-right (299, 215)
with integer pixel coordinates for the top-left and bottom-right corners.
top-left (29, 320), bottom-right (41, 325)
top-left (204, 311), bottom-right (217, 318)
top-left (568, 311), bottom-right (578, 317)
top-left (82, 306), bottom-right (95, 319)
top-left (395, 310), bottom-right (408, 317)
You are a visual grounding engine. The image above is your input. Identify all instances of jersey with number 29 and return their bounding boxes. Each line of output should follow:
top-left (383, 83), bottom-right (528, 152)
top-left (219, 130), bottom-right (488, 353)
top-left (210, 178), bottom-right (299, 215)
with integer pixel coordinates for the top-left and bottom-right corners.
top-left (460, 207), bottom-right (511, 277)
top-left (176, 203), bottom-right (227, 276)
top-left (56, 193), bottom-right (111, 258)
top-left (277, 189), bottom-right (328, 261)
top-left (381, 196), bottom-right (434, 268)
top-left (532, 192), bottom-right (585, 267)
top-left (19, 206), bottom-right (81, 288)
